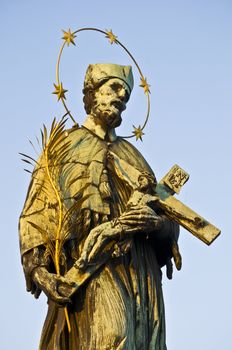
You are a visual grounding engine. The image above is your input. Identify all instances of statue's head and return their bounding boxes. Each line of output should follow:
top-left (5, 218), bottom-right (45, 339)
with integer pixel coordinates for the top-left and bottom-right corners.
top-left (83, 63), bottom-right (134, 128)
top-left (138, 172), bottom-right (157, 194)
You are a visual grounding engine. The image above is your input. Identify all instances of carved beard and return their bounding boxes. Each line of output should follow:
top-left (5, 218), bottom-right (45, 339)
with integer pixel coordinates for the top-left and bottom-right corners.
top-left (91, 99), bottom-right (125, 128)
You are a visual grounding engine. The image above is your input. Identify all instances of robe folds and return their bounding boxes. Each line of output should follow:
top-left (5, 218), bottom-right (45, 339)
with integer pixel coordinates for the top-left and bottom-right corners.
top-left (19, 126), bottom-right (178, 350)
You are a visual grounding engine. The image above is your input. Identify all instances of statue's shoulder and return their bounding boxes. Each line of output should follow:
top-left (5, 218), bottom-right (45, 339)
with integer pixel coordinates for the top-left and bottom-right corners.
top-left (113, 137), bottom-right (154, 174)
top-left (64, 126), bottom-right (105, 163)
top-left (66, 125), bottom-right (87, 139)
top-left (116, 137), bottom-right (143, 155)
top-left (65, 125), bottom-right (93, 147)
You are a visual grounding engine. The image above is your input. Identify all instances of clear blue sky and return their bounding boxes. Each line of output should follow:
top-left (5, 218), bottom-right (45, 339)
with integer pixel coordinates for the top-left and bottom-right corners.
top-left (1, 1), bottom-right (231, 349)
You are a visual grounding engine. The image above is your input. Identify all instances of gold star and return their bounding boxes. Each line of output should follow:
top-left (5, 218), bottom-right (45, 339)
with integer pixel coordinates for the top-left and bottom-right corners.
top-left (105, 29), bottom-right (118, 44)
top-left (133, 125), bottom-right (145, 141)
top-left (52, 82), bottom-right (68, 101)
top-left (140, 76), bottom-right (150, 95)
top-left (62, 29), bottom-right (76, 46)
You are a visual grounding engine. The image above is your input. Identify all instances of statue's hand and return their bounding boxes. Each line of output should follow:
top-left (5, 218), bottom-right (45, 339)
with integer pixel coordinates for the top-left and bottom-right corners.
top-left (78, 221), bottom-right (121, 269)
top-left (119, 205), bottom-right (164, 233)
top-left (33, 267), bottom-right (76, 305)
top-left (78, 206), bottom-right (163, 269)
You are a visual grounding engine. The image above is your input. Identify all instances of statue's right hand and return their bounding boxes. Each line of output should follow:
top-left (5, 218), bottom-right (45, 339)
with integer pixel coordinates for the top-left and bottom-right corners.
top-left (119, 205), bottom-right (163, 233)
top-left (32, 267), bottom-right (75, 305)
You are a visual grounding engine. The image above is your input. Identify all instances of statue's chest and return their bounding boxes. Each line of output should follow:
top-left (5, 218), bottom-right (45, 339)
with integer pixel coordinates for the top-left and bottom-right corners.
top-left (60, 143), bottom-right (131, 216)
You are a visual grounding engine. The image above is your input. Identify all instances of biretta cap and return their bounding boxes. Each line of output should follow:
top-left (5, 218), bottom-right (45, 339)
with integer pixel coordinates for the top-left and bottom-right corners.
top-left (83, 63), bottom-right (134, 94)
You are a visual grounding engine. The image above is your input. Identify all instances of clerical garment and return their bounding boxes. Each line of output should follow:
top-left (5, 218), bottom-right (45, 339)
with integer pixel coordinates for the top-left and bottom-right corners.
top-left (19, 126), bottom-right (178, 350)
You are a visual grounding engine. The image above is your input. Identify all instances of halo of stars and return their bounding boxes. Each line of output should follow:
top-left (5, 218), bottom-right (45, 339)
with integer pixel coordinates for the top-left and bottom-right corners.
top-left (53, 27), bottom-right (151, 141)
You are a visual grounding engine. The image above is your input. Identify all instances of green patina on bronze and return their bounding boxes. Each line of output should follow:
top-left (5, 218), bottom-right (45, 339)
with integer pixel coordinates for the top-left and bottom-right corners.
top-left (156, 184), bottom-right (173, 201)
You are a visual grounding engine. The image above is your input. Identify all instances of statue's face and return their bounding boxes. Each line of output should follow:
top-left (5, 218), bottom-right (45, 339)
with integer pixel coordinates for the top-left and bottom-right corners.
top-left (90, 78), bottom-right (130, 128)
top-left (138, 175), bottom-right (150, 191)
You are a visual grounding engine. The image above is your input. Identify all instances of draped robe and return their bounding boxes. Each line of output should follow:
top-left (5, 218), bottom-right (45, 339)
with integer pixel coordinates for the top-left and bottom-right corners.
top-left (19, 126), bottom-right (178, 350)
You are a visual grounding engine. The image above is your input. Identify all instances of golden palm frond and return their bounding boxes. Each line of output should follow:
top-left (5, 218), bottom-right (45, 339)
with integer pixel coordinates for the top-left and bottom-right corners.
top-left (41, 117), bottom-right (71, 273)
top-left (39, 117), bottom-right (72, 331)
top-left (21, 115), bottom-right (83, 332)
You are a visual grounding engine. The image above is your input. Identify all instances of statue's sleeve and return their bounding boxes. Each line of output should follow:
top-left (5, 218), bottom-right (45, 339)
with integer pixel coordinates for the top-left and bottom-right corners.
top-left (19, 154), bottom-right (57, 293)
top-left (148, 214), bottom-right (180, 268)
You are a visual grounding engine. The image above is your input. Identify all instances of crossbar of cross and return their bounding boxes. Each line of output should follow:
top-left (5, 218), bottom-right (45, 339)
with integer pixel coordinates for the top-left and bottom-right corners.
top-left (156, 164), bottom-right (220, 245)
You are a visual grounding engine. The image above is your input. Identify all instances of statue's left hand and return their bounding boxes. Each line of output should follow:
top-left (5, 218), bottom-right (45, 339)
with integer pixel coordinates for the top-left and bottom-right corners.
top-left (78, 221), bottom-right (120, 269)
top-left (78, 205), bottom-right (164, 268)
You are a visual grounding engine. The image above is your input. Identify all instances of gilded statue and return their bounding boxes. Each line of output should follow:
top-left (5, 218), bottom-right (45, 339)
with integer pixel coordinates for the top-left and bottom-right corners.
top-left (19, 28), bottom-right (220, 350)
top-left (20, 63), bottom-right (183, 349)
